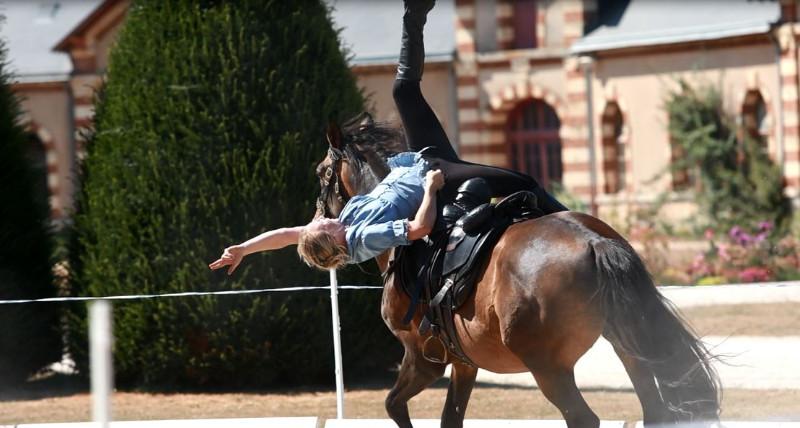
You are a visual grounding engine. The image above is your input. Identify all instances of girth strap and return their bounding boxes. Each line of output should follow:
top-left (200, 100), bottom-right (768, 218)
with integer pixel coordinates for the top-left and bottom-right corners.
top-left (401, 274), bottom-right (424, 324)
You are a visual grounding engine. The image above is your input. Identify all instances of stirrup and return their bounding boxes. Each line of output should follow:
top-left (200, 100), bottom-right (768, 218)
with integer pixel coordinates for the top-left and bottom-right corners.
top-left (422, 335), bottom-right (448, 364)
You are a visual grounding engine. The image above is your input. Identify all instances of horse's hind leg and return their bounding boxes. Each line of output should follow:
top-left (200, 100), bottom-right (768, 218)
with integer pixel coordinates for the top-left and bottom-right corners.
top-left (441, 362), bottom-right (478, 428)
top-left (612, 345), bottom-right (676, 426)
top-left (530, 367), bottom-right (600, 428)
top-left (385, 342), bottom-right (447, 428)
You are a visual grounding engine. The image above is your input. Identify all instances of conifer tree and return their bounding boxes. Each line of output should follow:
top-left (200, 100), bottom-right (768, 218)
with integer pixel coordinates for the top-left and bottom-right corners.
top-left (70, 0), bottom-right (399, 387)
top-left (0, 24), bottom-right (60, 384)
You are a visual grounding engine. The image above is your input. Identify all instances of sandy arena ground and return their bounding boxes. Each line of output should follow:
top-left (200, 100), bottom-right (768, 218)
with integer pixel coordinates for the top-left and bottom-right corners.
top-left (2, 300), bottom-right (799, 425)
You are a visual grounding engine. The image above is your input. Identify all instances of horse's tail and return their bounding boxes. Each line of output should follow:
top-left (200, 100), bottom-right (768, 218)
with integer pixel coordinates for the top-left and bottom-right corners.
top-left (591, 237), bottom-right (721, 423)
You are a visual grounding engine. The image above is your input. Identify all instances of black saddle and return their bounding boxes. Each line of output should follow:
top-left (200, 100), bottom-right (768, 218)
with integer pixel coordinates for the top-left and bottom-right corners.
top-left (387, 178), bottom-right (544, 366)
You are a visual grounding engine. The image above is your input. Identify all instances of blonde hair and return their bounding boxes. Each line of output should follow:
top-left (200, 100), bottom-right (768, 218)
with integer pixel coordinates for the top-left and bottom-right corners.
top-left (297, 229), bottom-right (349, 270)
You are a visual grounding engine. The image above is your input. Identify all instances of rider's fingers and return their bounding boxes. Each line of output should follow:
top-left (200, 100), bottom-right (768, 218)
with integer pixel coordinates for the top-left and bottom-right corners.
top-left (228, 259), bottom-right (241, 275)
top-left (209, 258), bottom-right (229, 270)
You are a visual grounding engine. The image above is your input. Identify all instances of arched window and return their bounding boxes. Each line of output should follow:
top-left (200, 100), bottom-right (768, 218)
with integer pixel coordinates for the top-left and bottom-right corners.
top-left (506, 99), bottom-right (562, 188)
top-left (742, 89), bottom-right (768, 146)
top-left (601, 102), bottom-right (625, 193)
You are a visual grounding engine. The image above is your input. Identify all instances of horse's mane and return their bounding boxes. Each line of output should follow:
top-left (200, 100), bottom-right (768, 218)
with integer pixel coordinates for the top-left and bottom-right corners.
top-left (339, 114), bottom-right (409, 195)
top-left (341, 114), bottom-right (408, 160)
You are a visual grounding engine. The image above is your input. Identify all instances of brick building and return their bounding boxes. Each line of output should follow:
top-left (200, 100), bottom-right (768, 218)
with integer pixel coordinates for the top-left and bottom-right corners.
top-left (5, 0), bottom-right (800, 225)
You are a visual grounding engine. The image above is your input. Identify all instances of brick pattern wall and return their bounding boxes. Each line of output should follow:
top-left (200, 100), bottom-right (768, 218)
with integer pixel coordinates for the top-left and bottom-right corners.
top-left (457, 0), bottom-right (599, 195)
top-left (561, 58), bottom-right (592, 197)
top-left (562, 0), bottom-right (588, 47)
top-left (495, 0), bottom-right (514, 50)
top-left (560, 0), bottom-right (599, 201)
top-left (777, 21), bottom-right (800, 196)
top-left (536, 4), bottom-right (547, 48)
top-left (69, 75), bottom-right (103, 160)
top-left (454, 0), bottom-right (485, 163)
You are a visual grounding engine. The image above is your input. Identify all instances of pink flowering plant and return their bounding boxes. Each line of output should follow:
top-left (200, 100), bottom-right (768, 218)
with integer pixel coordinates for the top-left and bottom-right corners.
top-left (687, 221), bottom-right (800, 284)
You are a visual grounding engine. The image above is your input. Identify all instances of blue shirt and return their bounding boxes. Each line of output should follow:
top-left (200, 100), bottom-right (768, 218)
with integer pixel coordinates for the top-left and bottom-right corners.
top-left (338, 152), bottom-right (430, 264)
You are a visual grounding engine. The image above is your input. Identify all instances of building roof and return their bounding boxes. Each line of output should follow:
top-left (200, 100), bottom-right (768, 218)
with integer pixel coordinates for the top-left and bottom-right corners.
top-left (571, 0), bottom-right (781, 55)
top-left (0, 0), bottom-right (102, 83)
top-left (53, 0), bottom-right (124, 52)
top-left (326, 0), bottom-right (455, 65)
top-left (0, 0), bottom-right (453, 83)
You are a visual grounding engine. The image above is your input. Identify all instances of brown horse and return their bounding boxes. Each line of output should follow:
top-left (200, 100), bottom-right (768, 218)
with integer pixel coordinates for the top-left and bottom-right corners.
top-left (315, 121), bottom-right (720, 428)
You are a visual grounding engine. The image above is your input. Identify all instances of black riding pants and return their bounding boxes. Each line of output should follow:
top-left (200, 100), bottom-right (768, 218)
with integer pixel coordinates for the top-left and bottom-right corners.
top-left (392, 79), bottom-right (568, 213)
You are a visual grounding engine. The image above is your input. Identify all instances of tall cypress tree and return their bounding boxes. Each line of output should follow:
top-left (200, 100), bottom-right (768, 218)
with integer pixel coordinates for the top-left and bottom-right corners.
top-left (0, 23), bottom-right (60, 384)
top-left (70, 0), bottom-right (400, 387)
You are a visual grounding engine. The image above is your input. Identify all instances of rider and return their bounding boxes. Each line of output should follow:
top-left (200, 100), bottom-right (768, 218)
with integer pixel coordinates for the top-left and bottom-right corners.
top-left (209, 0), bottom-right (567, 274)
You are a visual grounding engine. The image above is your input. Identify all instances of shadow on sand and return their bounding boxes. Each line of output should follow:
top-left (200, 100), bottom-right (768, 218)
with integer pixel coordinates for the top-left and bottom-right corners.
top-left (0, 371), bottom-right (88, 402)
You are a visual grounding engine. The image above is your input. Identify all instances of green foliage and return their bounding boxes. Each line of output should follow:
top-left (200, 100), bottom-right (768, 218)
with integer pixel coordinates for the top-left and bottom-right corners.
top-left (69, 0), bottom-right (399, 388)
top-left (0, 25), bottom-right (60, 384)
top-left (665, 79), bottom-right (791, 234)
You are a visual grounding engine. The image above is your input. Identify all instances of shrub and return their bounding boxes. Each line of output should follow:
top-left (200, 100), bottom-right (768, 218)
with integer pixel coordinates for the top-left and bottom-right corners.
top-left (0, 25), bottom-right (60, 384)
top-left (69, 0), bottom-right (400, 388)
top-left (665, 79), bottom-right (791, 234)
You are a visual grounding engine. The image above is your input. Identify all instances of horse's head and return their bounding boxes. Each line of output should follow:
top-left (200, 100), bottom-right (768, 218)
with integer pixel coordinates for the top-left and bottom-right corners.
top-left (314, 113), bottom-right (408, 218)
top-left (314, 122), bottom-right (352, 218)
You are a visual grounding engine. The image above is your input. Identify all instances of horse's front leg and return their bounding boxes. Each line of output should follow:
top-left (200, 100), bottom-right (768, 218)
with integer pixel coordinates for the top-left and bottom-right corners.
top-left (441, 362), bottom-right (478, 428)
top-left (385, 336), bottom-right (447, 428)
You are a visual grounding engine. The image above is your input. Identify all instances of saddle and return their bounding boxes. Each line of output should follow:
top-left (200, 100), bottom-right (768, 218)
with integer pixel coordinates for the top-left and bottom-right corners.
top-left (387, 178), bottom-right (544, 366)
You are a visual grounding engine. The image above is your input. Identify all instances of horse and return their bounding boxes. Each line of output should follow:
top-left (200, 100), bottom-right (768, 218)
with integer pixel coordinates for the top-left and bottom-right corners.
top-left (314, 116), bottom-right (721, 428)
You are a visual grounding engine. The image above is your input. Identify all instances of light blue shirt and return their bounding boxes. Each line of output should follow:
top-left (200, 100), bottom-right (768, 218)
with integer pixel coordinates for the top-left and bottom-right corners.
top-left (338, 152), bottom-right (430, 264)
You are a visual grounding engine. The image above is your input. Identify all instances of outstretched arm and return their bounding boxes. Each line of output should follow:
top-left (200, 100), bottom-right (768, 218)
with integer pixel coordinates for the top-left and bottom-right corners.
top-left (209, 226), bottom-right (304, 275)
top-left (407, 169), bottom-right (444, 241)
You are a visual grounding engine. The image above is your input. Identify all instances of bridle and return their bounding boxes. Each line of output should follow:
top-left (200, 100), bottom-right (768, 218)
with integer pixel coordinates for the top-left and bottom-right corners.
top-left (315, 146), bottom-right (350, 218)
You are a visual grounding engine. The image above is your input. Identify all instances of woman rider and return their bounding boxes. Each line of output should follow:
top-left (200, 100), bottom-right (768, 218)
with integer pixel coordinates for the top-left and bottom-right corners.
top-left (209, 0), bottom-right (567, 274)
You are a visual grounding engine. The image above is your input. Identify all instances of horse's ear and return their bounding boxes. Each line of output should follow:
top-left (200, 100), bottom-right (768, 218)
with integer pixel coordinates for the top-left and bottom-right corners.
top-left (358, 112), bottom-right (374, 130)
top-left (326, 122), bottom-right (343, 149)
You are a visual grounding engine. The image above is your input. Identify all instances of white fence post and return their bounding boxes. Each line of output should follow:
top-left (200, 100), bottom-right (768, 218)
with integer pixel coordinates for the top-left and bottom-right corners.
top-left (329, 269), bottom-right (345, 419)
top-left (90, 300), bottom-right (114, 427)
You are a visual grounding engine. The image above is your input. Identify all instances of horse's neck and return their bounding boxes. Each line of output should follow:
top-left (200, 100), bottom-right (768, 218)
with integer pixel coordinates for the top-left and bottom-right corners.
top-left (347, 147), bottom-right (391, 195)
top-left (349, 166), bottom-right (381, 196)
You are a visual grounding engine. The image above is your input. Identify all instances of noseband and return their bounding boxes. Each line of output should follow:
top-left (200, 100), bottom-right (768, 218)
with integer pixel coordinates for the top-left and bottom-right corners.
top-left (316, 146), bottom-right (350, 218)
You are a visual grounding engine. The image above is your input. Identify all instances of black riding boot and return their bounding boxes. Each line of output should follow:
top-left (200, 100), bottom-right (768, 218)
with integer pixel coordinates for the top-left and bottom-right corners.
top-left (397, 0), bottom-right (436, 81)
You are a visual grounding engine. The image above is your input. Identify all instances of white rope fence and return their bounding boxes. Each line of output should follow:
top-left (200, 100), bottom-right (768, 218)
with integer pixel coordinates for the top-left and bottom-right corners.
top-left (0, 285), bottom-right (383, 305)
top-left (0, 271), bottom-right (378, 423)
top-left (79, 270), bottom-right (356, 424)
top-left (4, 281), bottom-right (800, 426)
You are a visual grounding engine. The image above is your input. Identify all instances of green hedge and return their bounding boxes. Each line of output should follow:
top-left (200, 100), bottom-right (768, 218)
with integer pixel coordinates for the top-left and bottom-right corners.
top-left (0, 26), bottom-right (60, 384)
top-left (69, 0), bottom-right (400, 388)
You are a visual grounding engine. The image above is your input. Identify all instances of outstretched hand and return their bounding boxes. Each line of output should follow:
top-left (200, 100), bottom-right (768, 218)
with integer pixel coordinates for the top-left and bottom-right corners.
top-left (208, 244), bottom-right (246, 275)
